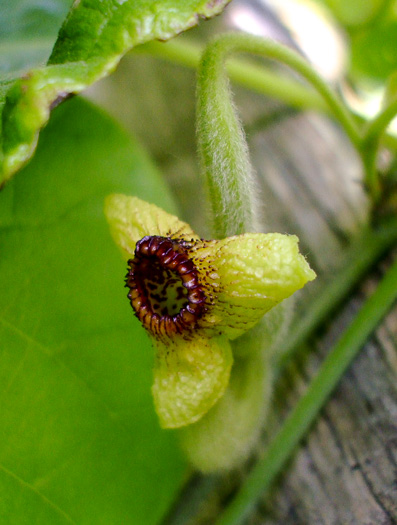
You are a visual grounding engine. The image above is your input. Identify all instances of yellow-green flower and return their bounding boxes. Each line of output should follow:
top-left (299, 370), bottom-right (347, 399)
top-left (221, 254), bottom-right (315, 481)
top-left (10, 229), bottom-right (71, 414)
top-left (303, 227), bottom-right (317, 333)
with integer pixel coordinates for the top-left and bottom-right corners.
top-left (105, 194), bottom-right (316, 429)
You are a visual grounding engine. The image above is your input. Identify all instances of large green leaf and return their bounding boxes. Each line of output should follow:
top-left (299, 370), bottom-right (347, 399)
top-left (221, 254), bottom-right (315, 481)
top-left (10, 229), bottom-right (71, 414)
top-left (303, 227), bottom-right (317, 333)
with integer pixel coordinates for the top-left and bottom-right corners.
top-left (0, 96), bottom-right (186, 524)
top-left (0, 0), bottom-right (230, 185)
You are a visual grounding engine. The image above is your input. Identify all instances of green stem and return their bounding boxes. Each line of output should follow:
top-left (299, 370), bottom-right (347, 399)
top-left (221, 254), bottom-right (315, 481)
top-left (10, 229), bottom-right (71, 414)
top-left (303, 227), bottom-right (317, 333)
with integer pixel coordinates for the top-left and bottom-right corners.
top-left (136, 40), bottom-right (328, 113)
top-left (278, 216), bottom-right (397, 367)
top-left (361, 98), bottom-right (397, 202)
top-left (140, 37), bottom-right (397, 210)
top-left (139, 35), bottom-right (361, 149)
top-left (196, 33), bottom-right (363, 238)
top-left (216, 255), bottom-right (397, 525)
top-left (197, 35), bottom-right (259, 237)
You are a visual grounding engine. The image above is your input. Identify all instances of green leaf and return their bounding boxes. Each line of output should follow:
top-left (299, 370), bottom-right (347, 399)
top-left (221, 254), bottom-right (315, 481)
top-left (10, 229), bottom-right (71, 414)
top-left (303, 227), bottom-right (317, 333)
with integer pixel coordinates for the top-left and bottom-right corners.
top-left (0, 0), bottom-right (230, 186)
top-left (320, 0), bottom-right (385, 26)
top-left (351, 21), bottom-right (397, 83)
top-left (0, 0), bottom-right (72, 75)
top-left (0, 96), bottom-right (186, 524)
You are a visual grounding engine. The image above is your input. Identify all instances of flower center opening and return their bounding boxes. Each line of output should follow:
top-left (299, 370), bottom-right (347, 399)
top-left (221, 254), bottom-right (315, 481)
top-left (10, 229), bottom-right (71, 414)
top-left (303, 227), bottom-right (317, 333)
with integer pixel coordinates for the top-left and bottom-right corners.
top-left (126, 236), bottom-right (206, 337)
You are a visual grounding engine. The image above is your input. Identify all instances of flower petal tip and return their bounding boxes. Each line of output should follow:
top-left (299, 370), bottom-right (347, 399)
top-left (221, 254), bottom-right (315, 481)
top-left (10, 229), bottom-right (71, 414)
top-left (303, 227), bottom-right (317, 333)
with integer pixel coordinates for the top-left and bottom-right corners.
top-left (209, 233), bottom-right (316, 339)
top-left (152, 335), bottom-right (233, 429)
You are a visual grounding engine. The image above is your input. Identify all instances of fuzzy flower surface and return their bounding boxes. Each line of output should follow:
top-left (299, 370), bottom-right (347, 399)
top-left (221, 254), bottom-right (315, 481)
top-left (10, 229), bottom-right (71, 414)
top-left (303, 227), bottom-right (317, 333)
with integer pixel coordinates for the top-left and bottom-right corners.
top-left (105, 194), bottom-right (316, 429)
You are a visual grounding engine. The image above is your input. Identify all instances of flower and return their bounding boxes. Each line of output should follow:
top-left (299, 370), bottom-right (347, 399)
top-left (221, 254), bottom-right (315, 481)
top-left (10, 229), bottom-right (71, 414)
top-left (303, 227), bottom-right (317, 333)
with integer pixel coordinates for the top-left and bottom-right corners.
top-left (105, 194), bottom-right (316, 429)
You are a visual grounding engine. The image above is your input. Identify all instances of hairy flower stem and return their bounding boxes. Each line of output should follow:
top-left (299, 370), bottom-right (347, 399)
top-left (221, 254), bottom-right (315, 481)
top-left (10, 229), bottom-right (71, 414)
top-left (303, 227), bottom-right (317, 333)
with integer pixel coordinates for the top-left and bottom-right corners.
top-left (216, 254), bottom-right (397, 525)
top-left (137, 40), bottom-right (328, 113)
top-left (143, 36), bottom-right (397, 213)
top-left (196, 33), bottom-right (361, 238)
top-left (197, 37), bottom-right (259, 237)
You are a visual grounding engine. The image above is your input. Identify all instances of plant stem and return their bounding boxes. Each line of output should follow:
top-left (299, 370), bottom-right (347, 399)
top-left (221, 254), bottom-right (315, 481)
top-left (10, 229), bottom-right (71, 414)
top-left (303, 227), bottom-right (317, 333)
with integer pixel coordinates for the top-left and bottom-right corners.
top-left (136, 39), bottom-right (328, 113)
top-left (138, 35), bottom-right (361, 149)
top-left (361, 98), bottom-right (397, 202)
top-left (140, 37), bottom-right (397, 209)
top-left (197, 35), bottom-right (261, 237)
top-left (278, 216), bottom-right (397, 367)
top-left (195, 32), bottom-right (365, 237)
top-left (216, 254), bottom-right (397, 525)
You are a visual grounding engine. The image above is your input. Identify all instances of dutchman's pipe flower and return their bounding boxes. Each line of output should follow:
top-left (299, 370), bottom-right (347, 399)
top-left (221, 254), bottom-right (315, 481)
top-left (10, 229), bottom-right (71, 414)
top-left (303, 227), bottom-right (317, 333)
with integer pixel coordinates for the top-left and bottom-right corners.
top-left (105, 194), bottom-right (315, 429)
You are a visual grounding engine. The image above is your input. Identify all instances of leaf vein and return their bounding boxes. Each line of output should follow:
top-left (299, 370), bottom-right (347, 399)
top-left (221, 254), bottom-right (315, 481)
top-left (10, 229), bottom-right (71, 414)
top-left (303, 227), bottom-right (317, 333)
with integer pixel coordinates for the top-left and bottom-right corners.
top-left (0, 316), bottom-right (132, 434)
top-left (0, 463), bottom-right (77, 524)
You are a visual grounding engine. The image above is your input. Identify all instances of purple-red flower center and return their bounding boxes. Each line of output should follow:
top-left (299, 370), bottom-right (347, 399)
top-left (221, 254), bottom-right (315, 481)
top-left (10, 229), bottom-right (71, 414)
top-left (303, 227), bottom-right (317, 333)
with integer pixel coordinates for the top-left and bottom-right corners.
top-left (126, 236), bottom-right (207, 338)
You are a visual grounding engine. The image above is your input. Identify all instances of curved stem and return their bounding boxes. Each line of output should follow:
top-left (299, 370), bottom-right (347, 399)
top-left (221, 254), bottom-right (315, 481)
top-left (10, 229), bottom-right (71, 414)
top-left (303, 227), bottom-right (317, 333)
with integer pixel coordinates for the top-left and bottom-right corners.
top-left (197, 35), bottom-right (260, 237)
top-left (216, 254), bottom-right (397, 525)
top-left (361, 98), bottom-right (397, 202)
top-left (152, 34), bottom-right (362, 149)
top-left (196, 33), bottom-right (362, 238)
top-left (136, 40), bottom-right (328, 113)
top-left (139, 38), bottom-right (397, 212)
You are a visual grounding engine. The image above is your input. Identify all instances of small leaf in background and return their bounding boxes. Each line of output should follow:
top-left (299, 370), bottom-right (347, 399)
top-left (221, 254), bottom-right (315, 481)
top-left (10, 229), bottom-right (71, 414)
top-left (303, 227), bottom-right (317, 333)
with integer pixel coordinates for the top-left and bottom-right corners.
top-left (315, 0), bottom-right (385, 27)
top-left (0, 96), bottom-right (186, 524)
top-left (313, 0), bottom-right (397, 85)
top-left (351, 21), bottom-right (397, 83)
top-left (0, 0), bottom-right (231, 185)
